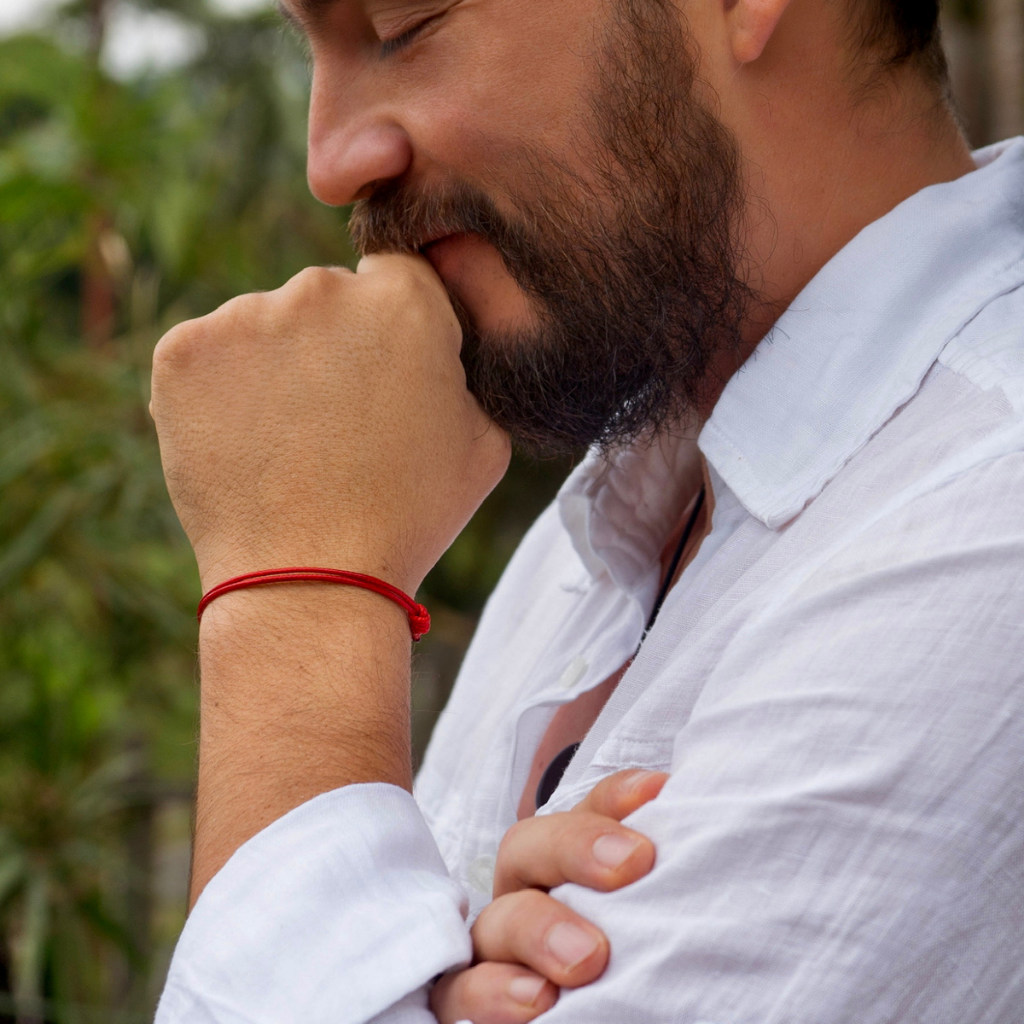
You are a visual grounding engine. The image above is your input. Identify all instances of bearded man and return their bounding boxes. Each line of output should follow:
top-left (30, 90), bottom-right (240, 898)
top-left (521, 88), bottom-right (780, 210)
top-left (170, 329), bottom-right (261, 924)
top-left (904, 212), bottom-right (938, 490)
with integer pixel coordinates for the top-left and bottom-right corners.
top-left (150, 0), bottom-right (1024, 1020)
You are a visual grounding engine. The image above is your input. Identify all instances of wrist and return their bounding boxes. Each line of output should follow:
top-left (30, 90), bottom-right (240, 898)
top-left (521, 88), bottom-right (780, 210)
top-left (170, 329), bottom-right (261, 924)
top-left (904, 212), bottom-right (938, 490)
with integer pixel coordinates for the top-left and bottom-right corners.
top-left (198, 579), bottom-right (412, 648)
top-left (197, 567), bottom-right (429, 640)
top-left (193, 534), bottom-right (422, 600)
top-left (191, 582), bottom-right (415, 903)
top-left (197, 584), bottom-right (414, 757)
top-left (197, 582), bottom-right (414, 780)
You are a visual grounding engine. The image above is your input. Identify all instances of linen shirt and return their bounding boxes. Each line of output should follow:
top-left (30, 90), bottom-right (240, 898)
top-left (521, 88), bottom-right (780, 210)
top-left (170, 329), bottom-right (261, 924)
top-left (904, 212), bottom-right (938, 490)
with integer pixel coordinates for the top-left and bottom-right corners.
top-left (157, 139), bottom-right (1024, 1024)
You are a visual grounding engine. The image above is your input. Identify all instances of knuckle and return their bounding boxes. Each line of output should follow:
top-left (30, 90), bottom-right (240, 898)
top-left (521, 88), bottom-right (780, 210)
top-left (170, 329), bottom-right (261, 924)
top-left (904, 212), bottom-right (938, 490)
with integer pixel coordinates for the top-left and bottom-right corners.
top-left (461, 963), bottom-right (506, 1009)
top-left (493, 818), bottom-right (549, 895)
top-left (280, 266), bottom-right (343, 310)
top-left (359, 271), bottom-right (423, 326)
top-left (498, 817), bottom-right (532, 856)
top-left (358, 256), bottom-right (457, 345)
top-left (449, 963), bottom-right (550, 1024)
top-left (152, 319), bottom-right (202, 377)
top-left (506, 887), bottom-right (557, 932)
top-left (609, 767), bottom-right (642, 791)
top-left (387, 259), bottom-right (442, 310)
top-left (581, 772), bottom-right (627, 813)
top-left (430, 970), bottom-right (473, 1024)
top-left (480, 889), bottom-right (552, 947)
top-left (578, 767), bottom-right (663, 818)
top-left (290, 264), bottom-right (337, 291)
top-left (495, 818), bottom-right (531, 871)
top-left (218, 288), bottom-right (265, 321)
top-left (368, 256), bottom-right (414, 289)
top-left (201, 292), bottom-right (270, 346)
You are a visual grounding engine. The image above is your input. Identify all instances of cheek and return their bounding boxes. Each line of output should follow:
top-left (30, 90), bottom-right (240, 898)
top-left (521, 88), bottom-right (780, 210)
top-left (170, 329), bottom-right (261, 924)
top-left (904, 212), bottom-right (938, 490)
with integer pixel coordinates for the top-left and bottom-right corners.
top-left (396, 0), bottom-right (602, 178)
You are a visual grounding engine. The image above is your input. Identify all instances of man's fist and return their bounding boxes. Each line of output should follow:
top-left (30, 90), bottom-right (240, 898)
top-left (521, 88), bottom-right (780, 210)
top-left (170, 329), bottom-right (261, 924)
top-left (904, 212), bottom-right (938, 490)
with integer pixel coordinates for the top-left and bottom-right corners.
top-left (150, 254), bottom-right (510, 595)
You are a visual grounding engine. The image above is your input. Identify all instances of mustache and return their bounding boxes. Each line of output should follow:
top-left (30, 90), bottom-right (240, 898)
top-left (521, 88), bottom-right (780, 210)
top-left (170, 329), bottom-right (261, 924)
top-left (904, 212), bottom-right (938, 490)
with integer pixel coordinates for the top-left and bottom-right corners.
top-left (347, 179), bottom-right (529, 259)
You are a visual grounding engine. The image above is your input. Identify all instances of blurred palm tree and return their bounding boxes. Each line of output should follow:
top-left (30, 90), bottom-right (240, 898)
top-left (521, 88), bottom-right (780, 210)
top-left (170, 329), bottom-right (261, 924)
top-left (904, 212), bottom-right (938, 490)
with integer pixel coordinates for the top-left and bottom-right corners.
top-left (0, 4), bottom-right (568, 1018)
top-left (0, 4), bottom-right (353, 1018)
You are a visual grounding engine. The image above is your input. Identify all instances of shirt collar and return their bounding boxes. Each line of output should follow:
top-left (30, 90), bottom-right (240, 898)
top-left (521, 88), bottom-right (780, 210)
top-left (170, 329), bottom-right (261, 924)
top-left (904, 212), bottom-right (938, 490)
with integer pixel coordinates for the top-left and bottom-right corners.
top-left (700, 137), bottom-right (1024, 529)
top-left (558, 429), bottom-right (704, 594)
top-left (560, 137), bottom-right (1024, 582)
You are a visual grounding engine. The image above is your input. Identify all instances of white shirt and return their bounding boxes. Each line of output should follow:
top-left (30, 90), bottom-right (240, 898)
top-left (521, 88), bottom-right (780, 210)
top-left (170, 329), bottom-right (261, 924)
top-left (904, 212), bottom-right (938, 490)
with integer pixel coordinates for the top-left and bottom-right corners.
top-left (157, 139), bottom-right (1024, 1024)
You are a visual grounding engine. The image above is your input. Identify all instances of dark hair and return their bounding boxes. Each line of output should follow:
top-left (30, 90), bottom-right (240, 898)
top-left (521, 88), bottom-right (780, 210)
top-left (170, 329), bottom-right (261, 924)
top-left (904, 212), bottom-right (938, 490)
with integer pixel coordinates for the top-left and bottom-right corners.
top-left (853, 0), bottom-right (948, 82)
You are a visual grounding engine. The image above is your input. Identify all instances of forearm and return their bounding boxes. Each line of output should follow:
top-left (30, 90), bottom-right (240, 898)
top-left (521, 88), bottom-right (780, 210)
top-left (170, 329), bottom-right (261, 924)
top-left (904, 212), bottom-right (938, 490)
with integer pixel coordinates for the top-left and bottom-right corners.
top-left (150, 251), bottom-right (507, 955)
top-left (190, 584), bottom-right (413, 904)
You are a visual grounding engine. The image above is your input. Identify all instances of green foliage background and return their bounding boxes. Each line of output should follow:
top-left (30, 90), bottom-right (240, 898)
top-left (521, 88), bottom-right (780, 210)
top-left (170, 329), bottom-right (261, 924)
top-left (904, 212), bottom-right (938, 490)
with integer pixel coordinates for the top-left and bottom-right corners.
top-left (0, 3), bottom-right (568, 1019)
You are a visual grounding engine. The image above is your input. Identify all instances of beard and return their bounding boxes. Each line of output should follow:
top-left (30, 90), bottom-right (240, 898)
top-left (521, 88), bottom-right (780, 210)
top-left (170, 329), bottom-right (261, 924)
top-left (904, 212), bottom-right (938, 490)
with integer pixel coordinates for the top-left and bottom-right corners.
top-left (348, 0), bottom-right (752, 458)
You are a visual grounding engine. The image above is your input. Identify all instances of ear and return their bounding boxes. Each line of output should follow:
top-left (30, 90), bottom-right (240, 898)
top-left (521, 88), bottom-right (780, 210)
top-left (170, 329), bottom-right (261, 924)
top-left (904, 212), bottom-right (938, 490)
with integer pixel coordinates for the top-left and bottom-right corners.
top-left (726, 0), bottom-right (794, 64)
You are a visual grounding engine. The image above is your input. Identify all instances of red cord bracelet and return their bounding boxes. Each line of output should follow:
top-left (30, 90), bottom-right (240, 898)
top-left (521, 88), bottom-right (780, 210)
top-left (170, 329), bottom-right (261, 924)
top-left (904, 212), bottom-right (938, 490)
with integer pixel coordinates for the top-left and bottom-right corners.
top-left (197, 567), bottom-right (431, 641)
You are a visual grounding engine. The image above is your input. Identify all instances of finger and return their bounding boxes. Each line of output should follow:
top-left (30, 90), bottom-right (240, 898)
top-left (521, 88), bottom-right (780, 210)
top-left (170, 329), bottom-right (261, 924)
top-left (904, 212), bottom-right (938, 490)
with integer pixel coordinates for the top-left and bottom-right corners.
top-left (354, 252), bottom-right (462, 351)
top-left (472, 889), bottom-right (608, 988)
top-left (431, 963), bottom-right (557, 1024)
top-left (494, 810), bottom-right (655, 897)
top-left (355, 250), bottom-right (438, 285)
top-left (572, 768), bottom-right (669, 820)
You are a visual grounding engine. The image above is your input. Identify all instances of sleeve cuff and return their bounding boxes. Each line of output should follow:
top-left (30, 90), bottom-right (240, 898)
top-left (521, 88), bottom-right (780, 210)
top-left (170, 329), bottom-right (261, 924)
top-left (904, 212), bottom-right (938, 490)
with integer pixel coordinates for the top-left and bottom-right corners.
top-left (157, 783), bottom-right (471, 1024)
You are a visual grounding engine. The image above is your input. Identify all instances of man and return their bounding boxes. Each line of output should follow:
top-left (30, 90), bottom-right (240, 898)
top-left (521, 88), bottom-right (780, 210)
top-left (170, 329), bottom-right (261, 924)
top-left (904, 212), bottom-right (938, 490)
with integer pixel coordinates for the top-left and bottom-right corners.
top-left (151, 0), bottom-right (1024, 1020)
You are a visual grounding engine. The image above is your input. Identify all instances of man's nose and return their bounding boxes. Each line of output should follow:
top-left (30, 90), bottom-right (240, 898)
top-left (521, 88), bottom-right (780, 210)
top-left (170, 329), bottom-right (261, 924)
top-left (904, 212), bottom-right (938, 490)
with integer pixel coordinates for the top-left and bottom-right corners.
top-left (307, 73), bottom-right (413, 206)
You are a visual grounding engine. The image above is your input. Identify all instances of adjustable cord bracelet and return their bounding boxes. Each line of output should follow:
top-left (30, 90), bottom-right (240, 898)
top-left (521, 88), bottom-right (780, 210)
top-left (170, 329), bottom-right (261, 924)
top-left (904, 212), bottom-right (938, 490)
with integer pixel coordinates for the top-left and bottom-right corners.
top-left (197, 567), bottom-right (431, 641)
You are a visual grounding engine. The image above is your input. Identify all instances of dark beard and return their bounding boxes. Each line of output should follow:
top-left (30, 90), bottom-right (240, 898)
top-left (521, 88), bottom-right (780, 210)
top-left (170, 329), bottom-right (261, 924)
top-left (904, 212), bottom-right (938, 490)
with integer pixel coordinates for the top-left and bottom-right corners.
top-left (349, 0), bottom-right (752, 457)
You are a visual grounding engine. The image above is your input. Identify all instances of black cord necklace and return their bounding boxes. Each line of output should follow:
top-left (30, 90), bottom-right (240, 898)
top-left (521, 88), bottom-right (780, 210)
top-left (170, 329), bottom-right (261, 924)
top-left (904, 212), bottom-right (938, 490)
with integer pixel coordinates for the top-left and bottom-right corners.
top-left (534, 485), bottom-right (707, 810)
top-left (641, 485), bottom-right (706, 642)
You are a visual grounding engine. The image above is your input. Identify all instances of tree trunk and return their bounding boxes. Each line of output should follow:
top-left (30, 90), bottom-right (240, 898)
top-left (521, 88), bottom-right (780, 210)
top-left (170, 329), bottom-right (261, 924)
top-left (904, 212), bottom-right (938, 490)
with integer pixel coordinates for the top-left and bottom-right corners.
top-left (118, 738), bottom-right (156, 1012)
top-left (987, 0), bottom-right (1024, 139)
top-left (81, 212), bottom-right (117, 348)
top-left (80, 0), bottom-right (117, 349)
top-left (86, 0), bottom-right (108, 61)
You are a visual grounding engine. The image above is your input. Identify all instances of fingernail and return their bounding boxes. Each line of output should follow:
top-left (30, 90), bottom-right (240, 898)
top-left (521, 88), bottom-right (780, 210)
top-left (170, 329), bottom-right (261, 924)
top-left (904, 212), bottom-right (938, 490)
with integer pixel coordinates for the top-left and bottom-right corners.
top-left (545, 921), bottom-right (599, 970)
top-left (592, 832), bottom-right (641, 869)
top-left (624, 769), bottom-right (661, 793)
top-left (508, 975), bottom-right (546, 1007)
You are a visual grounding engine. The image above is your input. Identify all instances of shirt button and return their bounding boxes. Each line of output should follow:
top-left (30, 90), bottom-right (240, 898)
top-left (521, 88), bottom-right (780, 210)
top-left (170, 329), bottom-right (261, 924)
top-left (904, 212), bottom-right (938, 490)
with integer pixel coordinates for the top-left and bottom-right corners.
top-left (558, 655), bottom-right (589, 690)
top-left (466, 854), bottom-right (496, 895)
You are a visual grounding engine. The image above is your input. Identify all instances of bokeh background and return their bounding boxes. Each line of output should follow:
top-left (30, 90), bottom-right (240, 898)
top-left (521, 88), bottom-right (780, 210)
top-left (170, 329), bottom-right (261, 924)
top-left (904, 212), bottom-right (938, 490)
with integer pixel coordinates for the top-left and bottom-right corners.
top-left (0, 1), bottom-right (1020, 1019)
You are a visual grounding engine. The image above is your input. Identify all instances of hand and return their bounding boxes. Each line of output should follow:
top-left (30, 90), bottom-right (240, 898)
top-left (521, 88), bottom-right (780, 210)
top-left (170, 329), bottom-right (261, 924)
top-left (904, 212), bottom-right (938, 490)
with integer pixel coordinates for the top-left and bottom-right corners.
top-left (151, 255), bottom-right (511, 898)
top-left (151, 254), bottom-right (510, 595)
top-left (431, 769), bottom-right (668, 1024)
